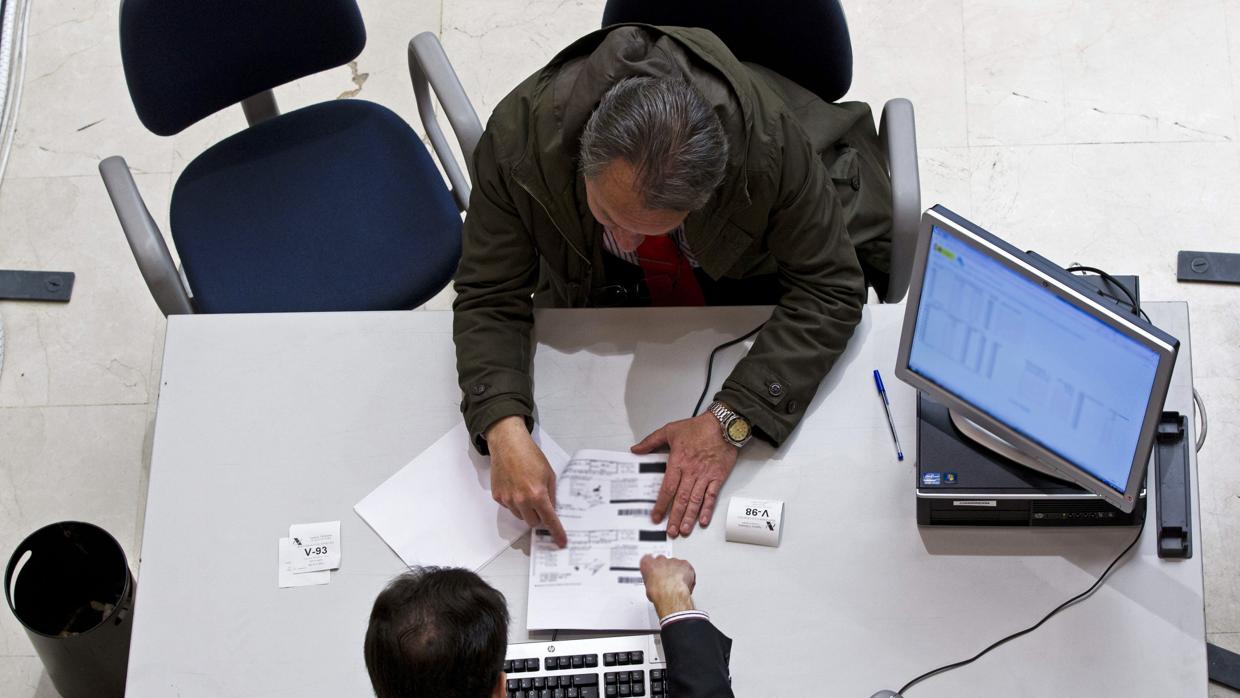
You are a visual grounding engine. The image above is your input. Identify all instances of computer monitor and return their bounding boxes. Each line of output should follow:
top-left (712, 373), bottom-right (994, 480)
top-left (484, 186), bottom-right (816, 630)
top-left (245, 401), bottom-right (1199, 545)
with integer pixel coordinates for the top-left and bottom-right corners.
top-left (895, 206), bottom-right (1179, 513)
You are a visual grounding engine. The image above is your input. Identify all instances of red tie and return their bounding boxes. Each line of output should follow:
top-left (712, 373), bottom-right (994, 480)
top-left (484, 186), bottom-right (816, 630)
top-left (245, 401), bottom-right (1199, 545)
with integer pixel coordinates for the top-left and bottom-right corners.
top-left (635, 235), bottom-right (705, 307)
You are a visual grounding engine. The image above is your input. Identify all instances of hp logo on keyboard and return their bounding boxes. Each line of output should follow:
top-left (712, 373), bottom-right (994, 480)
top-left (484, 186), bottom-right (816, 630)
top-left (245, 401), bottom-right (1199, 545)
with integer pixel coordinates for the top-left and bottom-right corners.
top-left (547, 645), bottom-right (555, 653)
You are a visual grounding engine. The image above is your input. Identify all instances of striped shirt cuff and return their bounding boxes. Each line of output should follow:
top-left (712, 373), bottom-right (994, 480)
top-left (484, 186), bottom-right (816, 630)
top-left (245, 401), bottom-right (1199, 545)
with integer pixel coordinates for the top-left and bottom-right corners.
top-left (659, 610), bottom-right (710, 628)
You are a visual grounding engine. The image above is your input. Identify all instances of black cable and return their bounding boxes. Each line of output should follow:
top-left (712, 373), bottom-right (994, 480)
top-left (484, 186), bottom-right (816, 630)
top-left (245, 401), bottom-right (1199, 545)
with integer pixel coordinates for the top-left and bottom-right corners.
top-left (692, 322), bottom-right (766, 417)
top-left (1065, 265), bottom-right (1151, 322)
top-left (897, 525), bottom-right (1144, 695)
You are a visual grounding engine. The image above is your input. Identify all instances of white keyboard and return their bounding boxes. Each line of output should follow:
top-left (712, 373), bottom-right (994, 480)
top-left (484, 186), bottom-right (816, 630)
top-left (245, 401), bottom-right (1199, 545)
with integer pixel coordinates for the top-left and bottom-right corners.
top-left (504, 634), bottom-right (668, 698)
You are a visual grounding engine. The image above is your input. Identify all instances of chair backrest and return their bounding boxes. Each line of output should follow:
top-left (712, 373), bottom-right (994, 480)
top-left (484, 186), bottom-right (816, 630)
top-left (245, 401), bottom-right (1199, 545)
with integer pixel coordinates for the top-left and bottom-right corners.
top-left (120, 0), bottom-right (366, 136)
top-left (602, 0), bottom-right (852, 104)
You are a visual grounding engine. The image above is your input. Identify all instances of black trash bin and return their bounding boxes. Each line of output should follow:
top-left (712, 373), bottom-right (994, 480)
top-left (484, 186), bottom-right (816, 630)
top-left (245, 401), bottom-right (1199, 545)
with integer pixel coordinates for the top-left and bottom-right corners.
top-left (5, 521), bottom-right (136, 698)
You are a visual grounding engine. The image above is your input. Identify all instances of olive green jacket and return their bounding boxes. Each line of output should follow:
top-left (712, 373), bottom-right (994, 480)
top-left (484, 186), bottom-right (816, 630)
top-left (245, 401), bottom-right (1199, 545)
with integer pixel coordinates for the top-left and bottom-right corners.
top-left (453, 25), bottom-right (892, 451)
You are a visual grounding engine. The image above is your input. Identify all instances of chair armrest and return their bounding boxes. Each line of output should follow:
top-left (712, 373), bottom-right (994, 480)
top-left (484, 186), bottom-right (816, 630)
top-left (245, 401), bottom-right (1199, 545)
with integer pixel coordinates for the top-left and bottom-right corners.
top-left (409, 32), bottom-right (482, 211)
top-left (98, 156), bottom-right (194, 316)
top-left (879, 98), bottom-right (921, 303)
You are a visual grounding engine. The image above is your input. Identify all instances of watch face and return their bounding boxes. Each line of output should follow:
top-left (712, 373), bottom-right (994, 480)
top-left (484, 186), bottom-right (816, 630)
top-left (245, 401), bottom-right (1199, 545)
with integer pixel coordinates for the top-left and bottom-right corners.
top-left (726, 417), bottom-right (751, 443)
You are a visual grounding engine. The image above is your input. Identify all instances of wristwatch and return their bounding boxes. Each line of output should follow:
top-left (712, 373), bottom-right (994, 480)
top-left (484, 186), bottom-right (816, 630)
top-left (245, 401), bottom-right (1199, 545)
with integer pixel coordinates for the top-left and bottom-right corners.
top-left (707, 401), bottom-right (753, 448)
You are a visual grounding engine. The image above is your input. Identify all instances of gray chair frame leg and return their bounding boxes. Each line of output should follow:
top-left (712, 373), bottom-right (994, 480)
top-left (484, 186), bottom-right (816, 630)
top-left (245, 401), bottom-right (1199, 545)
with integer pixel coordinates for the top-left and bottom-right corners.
top-left (98, 156), bottom-right (194, 316)
top-left (408, 31), bottom-right (483, 211)
top-left (879, 97), bottom-right (921, 304)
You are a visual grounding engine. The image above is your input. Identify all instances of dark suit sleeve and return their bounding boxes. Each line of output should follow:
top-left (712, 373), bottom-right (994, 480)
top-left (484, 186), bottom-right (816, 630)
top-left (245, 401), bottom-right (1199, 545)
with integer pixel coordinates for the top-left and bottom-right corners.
top-left (660, 619), bottom-right (734, 698)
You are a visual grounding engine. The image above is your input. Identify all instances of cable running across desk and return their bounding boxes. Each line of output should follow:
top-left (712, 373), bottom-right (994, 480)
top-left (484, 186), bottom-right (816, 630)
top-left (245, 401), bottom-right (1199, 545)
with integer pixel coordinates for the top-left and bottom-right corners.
top-left (691, 322), bottom-right (766, 417)
top-left (691, 285), bottom-right (1176, 694)
top-left (897, 525), bottom-right (1144, 695)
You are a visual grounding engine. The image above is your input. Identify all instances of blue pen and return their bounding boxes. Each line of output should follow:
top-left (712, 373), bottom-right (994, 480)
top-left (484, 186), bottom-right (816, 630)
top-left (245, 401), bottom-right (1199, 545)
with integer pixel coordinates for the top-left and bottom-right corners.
top-left (872, 369), bottom-right (905, 461)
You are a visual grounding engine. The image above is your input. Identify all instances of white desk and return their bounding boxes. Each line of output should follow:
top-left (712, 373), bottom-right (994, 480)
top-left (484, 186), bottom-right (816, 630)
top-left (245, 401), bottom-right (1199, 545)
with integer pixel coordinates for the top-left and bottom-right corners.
top-left (126, 304), bottom-right (1205, 697)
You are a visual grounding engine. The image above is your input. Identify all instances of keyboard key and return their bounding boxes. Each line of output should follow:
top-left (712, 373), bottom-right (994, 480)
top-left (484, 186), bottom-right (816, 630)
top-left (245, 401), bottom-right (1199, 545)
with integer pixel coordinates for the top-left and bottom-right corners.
top-left (651, 682), bottom-right (663, 695)
top-left (546, 676), bottom-right (560, 688)
top-left (605, 686), bottom-right (618, 698)
top-left (629, 671), bottom-right (643, 683)
top-left (573, 674), bottom-right (599, 686)
top-left (618, 685), bottom-right (631, 697)
top-left (508, 678), bottom-right (520, 691)
top-left (505, 660), bottom-right (513, 673)
top-left (521, 678), bottom-right (534, 689)
top-left (510, 691), bottom-right (526, 698)
top-left (525, 658), bottom-right (540, 672)
top-left (649, 670), bottom-right (663, 681)
top-left (559, 656), bottom-right (572, 670)
top-left (567, 688), bottom-right (579, 698)
top-left (630, 651), bottom-right (644, 664)
top-left (585, 654), bottom-right (598, 667)
top-left (603, 653), bottom-right (617, 666)
top-left (534, 677), bottom-right (547, 689)
top-left (572, 655), bottom-right (584, 668)
top-left (605, 673), bottom-right (617, 684)
top-left (552, 689), bottom-right (565, 698)
top-left (580, 688), bottom-right (599, 698)
top-left (631, 683), bottom-right (644, 697)
top-left (616, 652), bottom-right (631, 665)
top-left (540, 691), bottom-right (552, 698)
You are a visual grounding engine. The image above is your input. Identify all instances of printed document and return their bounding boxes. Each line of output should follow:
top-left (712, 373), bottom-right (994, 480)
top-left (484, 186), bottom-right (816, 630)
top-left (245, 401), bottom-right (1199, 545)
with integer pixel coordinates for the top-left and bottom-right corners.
top-left (527, 450), bottom-right (671, 631)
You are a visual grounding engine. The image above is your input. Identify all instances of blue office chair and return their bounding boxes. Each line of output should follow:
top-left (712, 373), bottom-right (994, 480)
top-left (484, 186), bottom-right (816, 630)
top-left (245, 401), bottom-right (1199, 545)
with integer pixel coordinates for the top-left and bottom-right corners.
top-left (99, 0), bottom-right (465, 315)
top-left (602, 0), bottom-right (922, 303)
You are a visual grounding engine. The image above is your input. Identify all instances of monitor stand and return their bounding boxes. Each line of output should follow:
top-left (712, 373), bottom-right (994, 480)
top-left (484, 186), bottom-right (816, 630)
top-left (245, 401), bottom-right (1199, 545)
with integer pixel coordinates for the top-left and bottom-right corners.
top-left (946, 410), bottom-right (1066, 481)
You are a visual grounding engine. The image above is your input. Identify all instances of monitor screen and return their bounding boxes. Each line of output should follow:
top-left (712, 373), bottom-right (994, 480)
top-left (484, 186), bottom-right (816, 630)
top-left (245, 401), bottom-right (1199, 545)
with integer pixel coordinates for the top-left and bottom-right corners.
top-left (906, 225), bottom-right (1163, 493)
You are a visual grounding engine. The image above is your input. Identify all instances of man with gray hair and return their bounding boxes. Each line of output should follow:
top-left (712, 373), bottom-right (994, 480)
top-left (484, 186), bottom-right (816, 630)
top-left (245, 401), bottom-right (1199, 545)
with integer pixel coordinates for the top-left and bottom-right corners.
top-left (454, 25), bottom-right (892, 547)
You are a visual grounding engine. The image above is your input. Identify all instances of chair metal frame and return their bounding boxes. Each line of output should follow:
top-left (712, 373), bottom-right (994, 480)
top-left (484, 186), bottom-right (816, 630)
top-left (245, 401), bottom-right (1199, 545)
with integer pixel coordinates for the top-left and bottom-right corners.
top-left (408, 32), bottom-right (482, 211)
top-left (99, 91), bottom-right (285, 316)
top-left (879, 98), bottom-right (921, 303)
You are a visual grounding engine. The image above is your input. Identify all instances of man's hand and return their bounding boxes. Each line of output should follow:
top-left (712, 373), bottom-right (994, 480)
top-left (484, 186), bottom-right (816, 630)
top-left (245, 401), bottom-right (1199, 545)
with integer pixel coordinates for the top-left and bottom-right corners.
top-left (632, 412), bottom-right (738, 538)
top-left (640, 554), bottom-right (696, 618)
top-left (486, 416), bottom-right (568, 548)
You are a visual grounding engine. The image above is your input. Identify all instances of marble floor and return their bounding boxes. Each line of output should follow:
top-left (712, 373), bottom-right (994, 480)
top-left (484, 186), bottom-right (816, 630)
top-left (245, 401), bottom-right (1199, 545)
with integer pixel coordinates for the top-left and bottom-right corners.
top-left (0, 0), bottom-right (1237, 695)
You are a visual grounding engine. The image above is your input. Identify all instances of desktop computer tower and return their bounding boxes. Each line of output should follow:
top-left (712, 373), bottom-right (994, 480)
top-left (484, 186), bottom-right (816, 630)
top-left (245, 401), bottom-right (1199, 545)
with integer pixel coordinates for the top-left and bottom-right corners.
top-left (915, 393), bottom-right (1146, 527)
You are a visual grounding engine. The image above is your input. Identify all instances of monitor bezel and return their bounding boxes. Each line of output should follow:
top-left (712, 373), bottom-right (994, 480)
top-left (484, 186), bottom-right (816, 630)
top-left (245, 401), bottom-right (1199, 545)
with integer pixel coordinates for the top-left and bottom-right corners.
top-left (895, 206), bottom-right (1179, 514)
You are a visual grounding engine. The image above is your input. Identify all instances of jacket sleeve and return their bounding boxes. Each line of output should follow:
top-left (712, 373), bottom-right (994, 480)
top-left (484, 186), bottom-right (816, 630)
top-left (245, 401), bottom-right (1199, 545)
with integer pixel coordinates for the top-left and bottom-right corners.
top-left (452, 128), bottom-right (541, 454)
top-left (716, 116), bottom-right (866, 445)
top-left (660, 618), bottom-right (735, 697)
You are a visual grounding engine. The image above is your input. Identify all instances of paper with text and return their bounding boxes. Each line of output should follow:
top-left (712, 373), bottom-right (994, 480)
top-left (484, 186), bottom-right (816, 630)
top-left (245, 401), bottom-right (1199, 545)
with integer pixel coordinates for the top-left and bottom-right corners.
top-left (278, 538), bottom-right (330, 588)
top-left (527, 450), bottom-right (671, 631)
top-left (355, 422), bottom-right (570, 571)
top-left (287, 521), bottom-right (341, 573)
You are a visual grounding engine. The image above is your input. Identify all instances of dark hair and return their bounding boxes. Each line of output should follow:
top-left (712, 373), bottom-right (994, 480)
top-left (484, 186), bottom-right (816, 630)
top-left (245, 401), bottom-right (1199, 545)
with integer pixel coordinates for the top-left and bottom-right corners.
top-left (364, 567), bottom-right (509, 698)
top-left (579, 76), bottom-right (729, 212)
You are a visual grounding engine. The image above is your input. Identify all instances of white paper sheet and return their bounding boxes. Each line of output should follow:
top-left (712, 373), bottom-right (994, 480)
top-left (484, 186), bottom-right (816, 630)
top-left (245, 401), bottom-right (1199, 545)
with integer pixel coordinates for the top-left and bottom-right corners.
top-left (526, 450), bottom-right (671, 631)
top-left (354, 422), bottom-right (570, 571)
